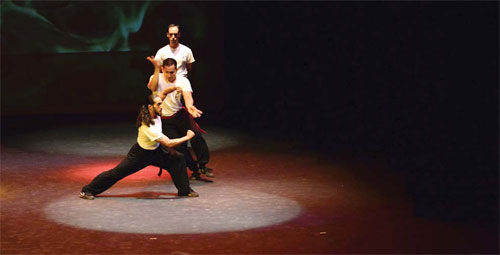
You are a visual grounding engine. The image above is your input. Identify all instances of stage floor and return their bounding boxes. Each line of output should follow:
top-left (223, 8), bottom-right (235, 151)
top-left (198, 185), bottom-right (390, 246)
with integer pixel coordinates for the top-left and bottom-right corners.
top-left (1, 119), bottom-right (497, 254)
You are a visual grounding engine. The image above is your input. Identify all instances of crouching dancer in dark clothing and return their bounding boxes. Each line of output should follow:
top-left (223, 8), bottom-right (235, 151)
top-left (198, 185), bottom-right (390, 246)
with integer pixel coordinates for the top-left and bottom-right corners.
top-left (79, 94), bottom-right (199, 200)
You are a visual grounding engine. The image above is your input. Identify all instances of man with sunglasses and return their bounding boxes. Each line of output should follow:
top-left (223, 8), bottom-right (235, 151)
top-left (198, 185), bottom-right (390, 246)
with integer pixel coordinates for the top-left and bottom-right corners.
top-left (153, 24), bottom-right (214, 180)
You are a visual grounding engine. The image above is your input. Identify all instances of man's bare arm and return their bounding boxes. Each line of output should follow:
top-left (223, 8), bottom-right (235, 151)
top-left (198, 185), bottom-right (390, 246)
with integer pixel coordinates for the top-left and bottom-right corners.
top-left (186, 63), bottom-right (193, 77)
top-left (182, 91), bottom-right (203, 118)
top-left (156, 130), bottom-right (195, 148)
top-left (146, 56), bottom-right (160, 92)
top-left (158, 86), bottom-right (182, 101)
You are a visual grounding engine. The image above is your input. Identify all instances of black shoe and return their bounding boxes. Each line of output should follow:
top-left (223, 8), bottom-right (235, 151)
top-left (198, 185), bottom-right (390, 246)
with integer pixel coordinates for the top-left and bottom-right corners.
top-left (179, 188), bottom-right (199, 197)
top-left (189, 172), bottom-right (202, 180)
top-left (79, 191), bottom-right (95, 200)
top-left (199, 167), bottom-right (215, 178)
top-left (189, 172), bottom-right (214, 183)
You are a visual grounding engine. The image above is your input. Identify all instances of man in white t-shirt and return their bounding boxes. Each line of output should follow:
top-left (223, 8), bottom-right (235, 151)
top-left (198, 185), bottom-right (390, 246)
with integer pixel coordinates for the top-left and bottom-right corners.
top-left (153, 25), bottom-right (214, 178)
top-left (79, 94), bottom-right (198, 200)
top-left (154, 24), bottom-right (195, 78)
top-left (147, 56), bottom-right (212, 180)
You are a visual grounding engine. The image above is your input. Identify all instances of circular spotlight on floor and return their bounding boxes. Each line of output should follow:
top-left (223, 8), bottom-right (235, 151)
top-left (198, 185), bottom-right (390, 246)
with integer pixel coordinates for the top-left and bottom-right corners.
top-left (10, 123), bottom-right (245, 156)
top-left (44, 185), bottom-right (301, 234)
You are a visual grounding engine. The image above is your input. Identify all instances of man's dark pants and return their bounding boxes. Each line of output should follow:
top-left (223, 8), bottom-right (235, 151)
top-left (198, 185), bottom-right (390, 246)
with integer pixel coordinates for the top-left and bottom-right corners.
top-left (82, 143), bottom-right (191, 196)
top-left (161, 108), bottom-right (209, 173)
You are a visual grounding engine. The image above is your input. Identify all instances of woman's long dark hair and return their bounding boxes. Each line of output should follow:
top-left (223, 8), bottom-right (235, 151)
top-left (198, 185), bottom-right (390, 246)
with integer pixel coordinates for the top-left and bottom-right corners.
top-left (136, 94), bottom-right (157, 128)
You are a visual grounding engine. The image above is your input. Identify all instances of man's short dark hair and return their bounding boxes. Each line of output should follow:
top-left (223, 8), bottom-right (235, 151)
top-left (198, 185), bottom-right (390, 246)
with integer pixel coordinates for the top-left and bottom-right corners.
top-left (162, 58), bottom-right (177, 68)
top-left (168, 24), bottom-right (180, 32)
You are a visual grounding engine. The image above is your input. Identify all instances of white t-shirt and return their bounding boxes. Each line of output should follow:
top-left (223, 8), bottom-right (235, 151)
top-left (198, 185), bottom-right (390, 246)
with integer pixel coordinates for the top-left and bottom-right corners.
top-left (154, 43), bottom-right (195, 78)
top-left (150, 75), bottom-right (193, 117)
top-left (137, 116), bottom-right (164, 150)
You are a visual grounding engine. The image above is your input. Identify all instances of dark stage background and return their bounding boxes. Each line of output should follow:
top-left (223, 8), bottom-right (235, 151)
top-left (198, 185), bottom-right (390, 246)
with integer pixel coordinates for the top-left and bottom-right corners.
top-left (2, 1), bottom-right (498, 233)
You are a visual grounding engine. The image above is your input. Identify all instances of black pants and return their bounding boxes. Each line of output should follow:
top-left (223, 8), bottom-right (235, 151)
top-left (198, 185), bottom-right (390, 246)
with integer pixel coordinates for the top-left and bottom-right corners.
top-left (82, 143), bottom-right (191, 196)
top-left (190, 135), bottom-right (209, 168)
top-left (162, 108), bottom-right (210, 173)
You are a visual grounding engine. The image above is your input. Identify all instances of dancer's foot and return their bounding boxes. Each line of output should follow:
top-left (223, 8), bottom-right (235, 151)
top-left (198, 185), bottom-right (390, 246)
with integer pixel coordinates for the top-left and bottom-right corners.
top-left (178, 188), bottom-right (199, 197)
top-left (189, 172), bottom-right (202, 180)
top-left (79, 191), bottom-right (95, 200)
top-left (199, 167), bottom-right (215, 178)
top-left (189, 172), bottom-right (214, 183)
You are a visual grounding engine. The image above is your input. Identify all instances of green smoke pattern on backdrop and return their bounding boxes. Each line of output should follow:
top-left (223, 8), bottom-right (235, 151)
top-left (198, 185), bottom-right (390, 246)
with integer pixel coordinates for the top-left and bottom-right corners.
top-left (1, 1), bottom-right (222, 116)
top-left (2, 1), bottom-right (151, 53)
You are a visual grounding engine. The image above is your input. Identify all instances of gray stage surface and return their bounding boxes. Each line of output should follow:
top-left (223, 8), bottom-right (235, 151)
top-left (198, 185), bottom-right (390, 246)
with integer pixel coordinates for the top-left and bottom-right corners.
top-left (1, 121), bottom-right (497, 254)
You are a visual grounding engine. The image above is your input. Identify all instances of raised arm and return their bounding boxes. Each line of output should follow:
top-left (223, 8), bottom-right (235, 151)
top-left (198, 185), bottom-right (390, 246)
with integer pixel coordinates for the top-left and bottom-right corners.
top-left (146, 56), bottom-right (161, 92)
top-left (183, 91), bottom-right (203, 118)
top-left (156, 130), bottom-right (195, 148)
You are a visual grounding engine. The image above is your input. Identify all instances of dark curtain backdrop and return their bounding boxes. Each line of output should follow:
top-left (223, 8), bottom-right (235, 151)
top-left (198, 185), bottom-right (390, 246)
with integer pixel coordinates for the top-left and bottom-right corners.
top-left (1, 1), bottom-right (224, 120)
top-left (222, 2), bottom-right (498, 226)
